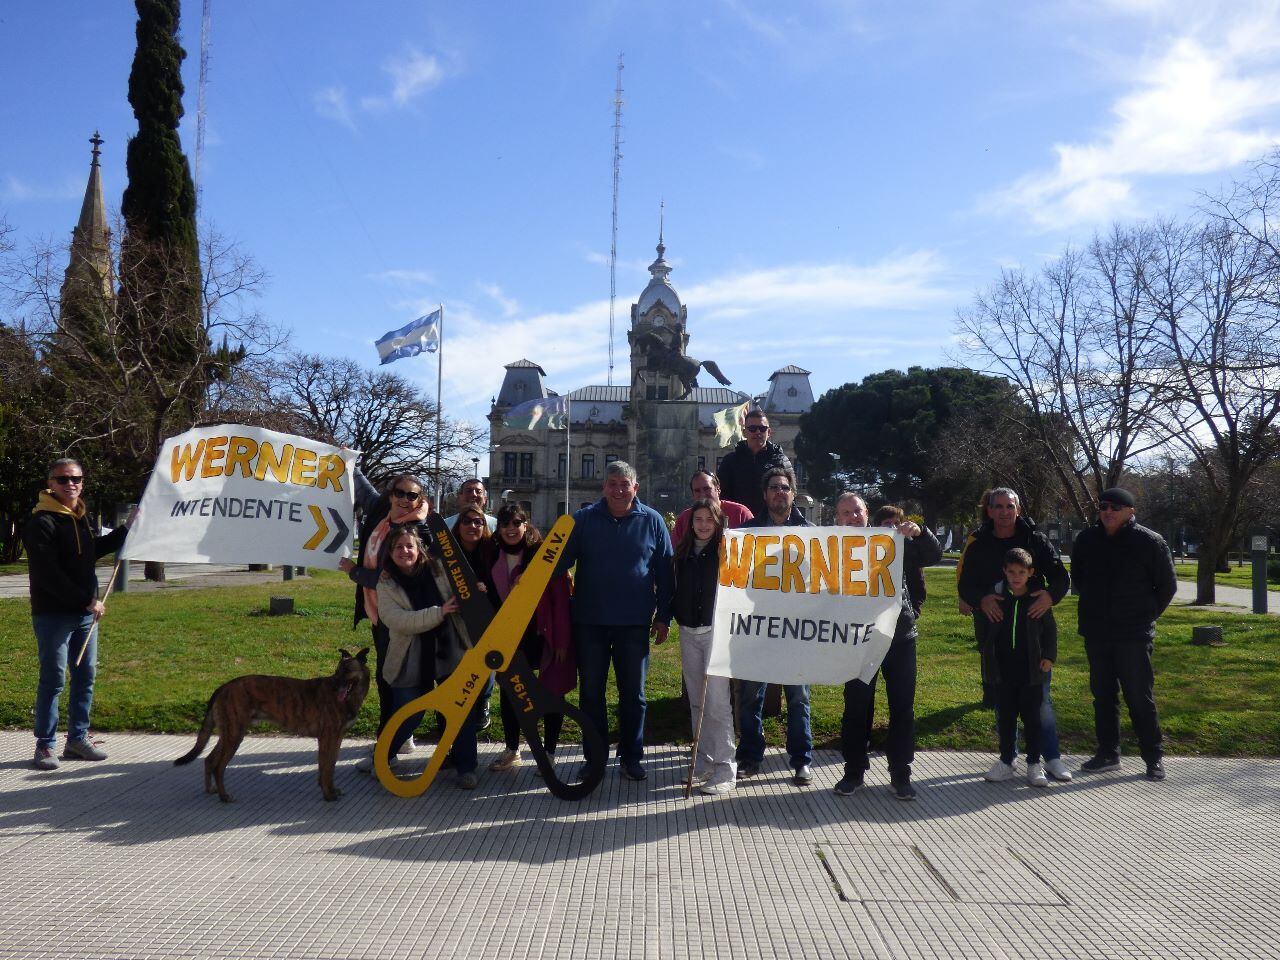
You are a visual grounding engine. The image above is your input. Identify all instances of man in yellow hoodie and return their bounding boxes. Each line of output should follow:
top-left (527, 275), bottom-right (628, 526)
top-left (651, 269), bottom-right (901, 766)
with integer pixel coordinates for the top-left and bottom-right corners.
top-left (23, 459), bottom-right (133, 770)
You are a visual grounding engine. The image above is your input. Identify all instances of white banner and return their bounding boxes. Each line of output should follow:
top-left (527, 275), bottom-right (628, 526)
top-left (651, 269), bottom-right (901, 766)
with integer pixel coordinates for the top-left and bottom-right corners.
top-left (125, 425), bottom-right (358, 570)
top-left (707, 527), bottom-right (905, 685)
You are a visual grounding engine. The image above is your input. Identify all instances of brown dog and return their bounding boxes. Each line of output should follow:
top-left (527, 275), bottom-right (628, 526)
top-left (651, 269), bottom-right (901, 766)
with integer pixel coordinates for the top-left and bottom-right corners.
top-left (175, 647), bottom-right (370, 802)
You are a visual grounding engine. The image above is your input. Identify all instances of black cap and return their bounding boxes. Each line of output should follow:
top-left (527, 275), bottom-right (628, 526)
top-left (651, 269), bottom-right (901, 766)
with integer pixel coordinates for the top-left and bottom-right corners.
top-left (1099, 487), bottom-right (1135, 508)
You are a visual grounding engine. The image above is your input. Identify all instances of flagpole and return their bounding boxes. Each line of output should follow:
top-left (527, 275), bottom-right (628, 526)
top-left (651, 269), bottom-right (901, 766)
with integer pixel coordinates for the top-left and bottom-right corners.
top-left (564, 393), bottom-right (571, 515)
top-left (435, 303), bottom-right (444, 509)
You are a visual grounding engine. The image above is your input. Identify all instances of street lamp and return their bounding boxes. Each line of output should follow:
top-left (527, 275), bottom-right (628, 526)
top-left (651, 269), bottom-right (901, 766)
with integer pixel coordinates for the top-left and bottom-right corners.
top-left (471, 456), bottom-right (480, 478)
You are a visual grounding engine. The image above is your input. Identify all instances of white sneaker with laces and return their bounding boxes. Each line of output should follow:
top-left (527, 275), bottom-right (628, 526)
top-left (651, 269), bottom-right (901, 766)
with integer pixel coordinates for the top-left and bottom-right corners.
top-left (1044, 757), bottom-right (1073, 782)
top-left (1026, 762), bottom-right (1049, 788)
top-left (397, 736), bottom-right (417, 756)
top-left (984, 759), bottom-right (1016, 782)
top-left (698, 780), bottom-right (735, 796)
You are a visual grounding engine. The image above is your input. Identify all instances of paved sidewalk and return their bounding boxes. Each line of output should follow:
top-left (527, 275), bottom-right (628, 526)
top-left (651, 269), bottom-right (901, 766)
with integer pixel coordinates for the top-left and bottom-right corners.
top-left (1, 731), bottom-right (1277, 959)
top-left (0, 563), bottom-right (304, 599)
top-left (1172, 578), bottom-right (1274, 614)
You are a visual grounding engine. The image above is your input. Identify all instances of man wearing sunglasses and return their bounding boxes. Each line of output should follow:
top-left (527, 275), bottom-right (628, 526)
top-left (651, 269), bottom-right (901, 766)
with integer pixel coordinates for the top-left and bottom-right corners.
top-left (444, 479), bottom-right (497, 534)
top-left (23, 458), bottom-right (133, 770)
top-left (736, 466), bottom-right (816, 786)
top-left (1070, 487), bottom-right (1177, 781)
top-left (715, 408), bottom-right (792, 520)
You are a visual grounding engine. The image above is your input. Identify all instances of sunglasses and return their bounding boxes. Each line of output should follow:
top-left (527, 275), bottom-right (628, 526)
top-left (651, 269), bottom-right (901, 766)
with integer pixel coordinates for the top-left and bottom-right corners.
top-left (745, 424), bottom-right (768, 433)
top-left (52, 476), bottom-right (85, 485)
top-left (460, 517), bottom-right (486, 527)
top-left (392, 489), bottom-right (421, 500)
top-left (499, 518), bottom-right (526, 528)
top-left (1098, 503), bottom-right (1129, 512)
top-left (767, 484), bottom-right (792, 492)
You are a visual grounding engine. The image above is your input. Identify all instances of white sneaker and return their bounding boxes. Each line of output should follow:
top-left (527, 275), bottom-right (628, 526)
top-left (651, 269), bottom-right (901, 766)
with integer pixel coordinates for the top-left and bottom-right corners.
top-left (1044, 757), bottom-right (1073, 782)
top-left (398, 736), bottom-right (417, 756)
top-left (984, 759), bottom-right (1016, 782)
top-left (355, 752), bottom-right (398, 773)
top-left (1026, 762), bottom-right (1049, 788)
top-left (698, 780), bottom-right (735, 796)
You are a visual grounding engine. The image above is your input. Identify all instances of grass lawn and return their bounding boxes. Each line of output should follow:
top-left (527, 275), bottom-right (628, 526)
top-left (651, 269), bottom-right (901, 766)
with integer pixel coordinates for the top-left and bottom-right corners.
top-left (2, 568), bottom-right (1277, 756)
top-left (1173, 559), bottom-right (1280, 593)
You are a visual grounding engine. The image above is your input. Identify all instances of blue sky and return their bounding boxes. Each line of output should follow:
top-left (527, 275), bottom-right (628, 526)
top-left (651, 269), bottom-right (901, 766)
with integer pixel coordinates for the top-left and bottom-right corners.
top-left (5, 1), bottom-right (1280, 434)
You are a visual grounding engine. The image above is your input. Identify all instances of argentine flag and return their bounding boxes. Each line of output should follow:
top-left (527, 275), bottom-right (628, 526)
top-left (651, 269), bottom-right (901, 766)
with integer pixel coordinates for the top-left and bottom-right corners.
top-left (375, 308), bottom-right (441, 365)
top-left (503, 394), bottom-right (570, 430)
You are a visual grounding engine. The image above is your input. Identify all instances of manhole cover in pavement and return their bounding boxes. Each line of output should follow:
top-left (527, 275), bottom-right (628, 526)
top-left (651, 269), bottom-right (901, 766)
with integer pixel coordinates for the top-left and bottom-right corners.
top-left (817, 841), bottom-right (1068, 907)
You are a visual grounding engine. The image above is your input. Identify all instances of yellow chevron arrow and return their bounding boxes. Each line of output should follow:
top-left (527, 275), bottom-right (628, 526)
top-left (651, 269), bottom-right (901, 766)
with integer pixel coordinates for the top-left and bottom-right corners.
top-left (304, 505), bottom-right (329, 550)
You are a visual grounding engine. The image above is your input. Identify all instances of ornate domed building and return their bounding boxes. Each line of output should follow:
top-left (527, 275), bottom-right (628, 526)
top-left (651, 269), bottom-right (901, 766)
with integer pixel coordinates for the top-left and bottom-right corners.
top-left (487, 235), bottom-right (814, 525)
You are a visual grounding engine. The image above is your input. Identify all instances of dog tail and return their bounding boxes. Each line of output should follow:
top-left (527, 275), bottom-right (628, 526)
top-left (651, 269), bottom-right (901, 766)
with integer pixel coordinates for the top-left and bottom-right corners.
top-left (174, 689), bottom-right (219, 766)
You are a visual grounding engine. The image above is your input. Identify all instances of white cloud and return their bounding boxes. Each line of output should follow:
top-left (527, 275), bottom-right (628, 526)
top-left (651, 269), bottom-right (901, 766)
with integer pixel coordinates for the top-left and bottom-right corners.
top-left (317, 46), bottom-right (451, 124)
top-left (369, 268), bottom-right (436, 286)
top-left (995, 10), bottom-right (1280, 229)
top-left (686, 250), bottom-right (955, 321)
top-left (400, 250), bottom-right (956, 428)
top-left (479, 282), bottom-right (520, 318)
top-left (313, 85), bottom-right (356, 131)
top-left (1, 174), bottom-right (83, 203)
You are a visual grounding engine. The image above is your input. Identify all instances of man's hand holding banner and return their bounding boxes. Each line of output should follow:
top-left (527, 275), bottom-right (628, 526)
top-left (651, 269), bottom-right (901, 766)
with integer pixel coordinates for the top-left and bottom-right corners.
top-left (708, 527), bottom-right (905, 685)
top-left (126, 425), bottom-right (358, 570)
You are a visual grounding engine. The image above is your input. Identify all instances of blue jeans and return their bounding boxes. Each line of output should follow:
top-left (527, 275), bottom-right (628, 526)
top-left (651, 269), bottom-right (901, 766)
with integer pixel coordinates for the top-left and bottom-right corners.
top-left (33, 613), bottom-right (97, 749)
top-left (574, 623), bottom-right (650, 764)
top-left (736, 682), bottom-right (812, 769)
top-left (993, 669), bottom-right (1061, 761)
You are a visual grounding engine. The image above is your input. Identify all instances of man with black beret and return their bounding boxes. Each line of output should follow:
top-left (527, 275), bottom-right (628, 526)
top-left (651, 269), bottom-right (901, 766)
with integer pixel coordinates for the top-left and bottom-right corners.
top-left (1070, 487), bottom-right (1177, 781)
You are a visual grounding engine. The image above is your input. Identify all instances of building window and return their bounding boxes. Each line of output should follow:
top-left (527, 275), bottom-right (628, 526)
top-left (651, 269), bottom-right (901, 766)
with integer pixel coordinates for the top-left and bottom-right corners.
top-left (787, 386), bottom-right (798, 398)
top-left (581, 454), bottom-right (596, 479)
top-left (557, 453), bottom-right (567, 478)
top-left (716, 456), bottom-right (725, 471)
top-left (645, 384), bottom-right (670, 401)
top-left (502, 452), bottom-right (517, 478)
top-left (520, 500), bottom-right (533, 515)
top-left (605, 453), bottom-right (618, 466)
top-left (519, 452), bottom-right (535, 478)
top-left (556, 501), bottom-right (568, 517)
top-left (697, 456), bottom-right (706, 470)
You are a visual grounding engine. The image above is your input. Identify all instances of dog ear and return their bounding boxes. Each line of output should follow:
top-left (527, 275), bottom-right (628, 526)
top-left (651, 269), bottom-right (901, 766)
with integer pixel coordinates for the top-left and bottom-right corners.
top-left (355, 647), bottom-right (370, 664)
top-left (338, 647), bottom-right (352, 660)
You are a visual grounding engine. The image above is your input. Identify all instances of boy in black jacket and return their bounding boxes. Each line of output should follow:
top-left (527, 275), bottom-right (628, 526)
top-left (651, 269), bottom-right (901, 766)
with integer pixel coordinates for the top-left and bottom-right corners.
top-left (980, 548), bottom-right (1057, 789)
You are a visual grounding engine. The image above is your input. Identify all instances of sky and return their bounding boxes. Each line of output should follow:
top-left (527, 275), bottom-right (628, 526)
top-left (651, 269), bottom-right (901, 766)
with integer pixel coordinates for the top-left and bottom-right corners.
top-left (5, 0), bottom-right (1280, 439)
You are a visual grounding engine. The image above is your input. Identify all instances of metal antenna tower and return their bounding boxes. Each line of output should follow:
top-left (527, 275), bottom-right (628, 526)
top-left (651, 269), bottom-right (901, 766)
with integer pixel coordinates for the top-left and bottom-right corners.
top-left (195, 0), bottom-right (213, 208)
top-left (607, 54), bottom-right (624, 386)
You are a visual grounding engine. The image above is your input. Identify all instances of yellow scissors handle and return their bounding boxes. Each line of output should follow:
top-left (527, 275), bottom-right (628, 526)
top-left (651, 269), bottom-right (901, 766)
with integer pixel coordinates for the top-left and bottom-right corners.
top-left (374, 515), bottom-right (574, 796)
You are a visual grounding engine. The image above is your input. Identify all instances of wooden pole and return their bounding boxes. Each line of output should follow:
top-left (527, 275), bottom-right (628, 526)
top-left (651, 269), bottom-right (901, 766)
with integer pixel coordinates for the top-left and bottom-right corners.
top-left (74, 555), bottom-right (126, 667)
top-left (683, 668), bottom-right (712, 800)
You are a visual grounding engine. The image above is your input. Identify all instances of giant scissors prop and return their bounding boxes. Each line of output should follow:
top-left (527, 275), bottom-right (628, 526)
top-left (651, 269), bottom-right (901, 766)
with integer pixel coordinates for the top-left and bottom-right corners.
top-left (373, 514), bottom-right (607, 801)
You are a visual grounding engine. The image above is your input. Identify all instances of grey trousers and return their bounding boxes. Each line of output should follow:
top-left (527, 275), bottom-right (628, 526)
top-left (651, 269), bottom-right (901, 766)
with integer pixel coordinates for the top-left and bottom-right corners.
top-left (680, 625), bottom-right (737, 785)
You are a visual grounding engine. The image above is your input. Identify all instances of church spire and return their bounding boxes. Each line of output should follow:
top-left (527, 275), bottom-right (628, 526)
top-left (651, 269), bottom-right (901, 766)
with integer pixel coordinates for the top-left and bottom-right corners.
top-left (60, 131), bottom-right (115, 329)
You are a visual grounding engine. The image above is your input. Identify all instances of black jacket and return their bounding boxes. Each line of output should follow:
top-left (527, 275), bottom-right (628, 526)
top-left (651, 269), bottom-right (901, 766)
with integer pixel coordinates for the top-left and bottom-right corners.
top-left (1071, 518), bottom-right (1177, 643)
top-left (23, 495), bottom-right (128, 616)
top-left (903, 526), bottom-right (943, 616)
top-left (672, 539), bottom-right (720, 628)
top-left (956, 515), bottom-right (1070, 609)
top-left (976, 585), bottom-right (1058, 686)
top-left (716, 439), bottom-right (792, 519)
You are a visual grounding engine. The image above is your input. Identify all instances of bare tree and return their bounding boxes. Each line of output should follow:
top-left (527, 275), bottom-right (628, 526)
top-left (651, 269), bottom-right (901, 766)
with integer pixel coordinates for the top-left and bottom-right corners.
top-left (1141, 217), bottom-right (1280, 603)
top-left (955, 225), bottom-right (1175, 522)
top-left (267, 352), bottom-right (485, 491)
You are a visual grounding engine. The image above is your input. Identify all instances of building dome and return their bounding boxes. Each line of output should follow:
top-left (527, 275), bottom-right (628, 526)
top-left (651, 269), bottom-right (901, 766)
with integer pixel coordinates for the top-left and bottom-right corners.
top-left (635, 237), bottom-right (682, 317)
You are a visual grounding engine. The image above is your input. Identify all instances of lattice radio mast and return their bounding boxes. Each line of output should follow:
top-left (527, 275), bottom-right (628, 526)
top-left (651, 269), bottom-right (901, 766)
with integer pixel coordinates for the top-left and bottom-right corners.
top-left (195, 0), bottom-right (213, 209)
top-left (607, 54), bottom-right (625, 386)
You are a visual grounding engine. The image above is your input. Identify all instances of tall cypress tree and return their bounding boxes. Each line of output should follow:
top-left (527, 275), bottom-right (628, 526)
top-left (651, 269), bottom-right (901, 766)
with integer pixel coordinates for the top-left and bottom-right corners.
top-left (119, 0), bottom-right (205, 444)
top-left (117, 0), bottom-right (205, 581)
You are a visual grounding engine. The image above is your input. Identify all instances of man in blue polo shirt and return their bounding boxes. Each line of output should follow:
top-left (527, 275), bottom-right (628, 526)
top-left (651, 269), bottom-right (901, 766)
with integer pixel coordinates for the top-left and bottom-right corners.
top-left (559, 460), bottom-right (673, 782)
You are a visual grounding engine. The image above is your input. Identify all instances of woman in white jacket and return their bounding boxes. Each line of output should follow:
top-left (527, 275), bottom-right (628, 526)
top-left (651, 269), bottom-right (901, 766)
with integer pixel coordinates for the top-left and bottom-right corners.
top-left (373, 527), bottom-right (475, 783)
